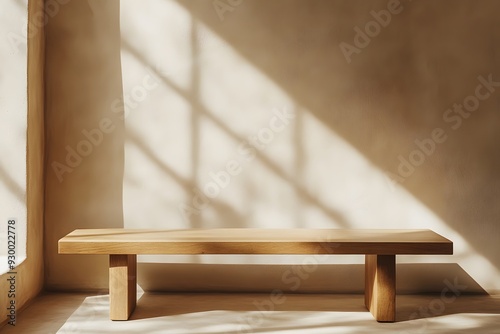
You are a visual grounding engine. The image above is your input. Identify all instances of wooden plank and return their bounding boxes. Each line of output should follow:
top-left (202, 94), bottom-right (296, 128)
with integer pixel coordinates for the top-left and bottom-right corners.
top-left (109, 255), bottom-right (137, 320)
top-left (365, 255), bottom-right (396, 322)
top-left (59, 229), bottom-right (453, 255)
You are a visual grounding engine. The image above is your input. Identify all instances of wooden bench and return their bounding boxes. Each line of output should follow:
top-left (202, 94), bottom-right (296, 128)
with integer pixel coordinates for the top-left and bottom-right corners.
top-left (58, 228), bottom-right (453, 322)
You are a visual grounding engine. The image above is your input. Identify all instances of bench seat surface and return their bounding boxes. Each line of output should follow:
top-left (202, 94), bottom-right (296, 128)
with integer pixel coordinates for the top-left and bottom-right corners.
top-left (58, 229), bottom-right (452, 255)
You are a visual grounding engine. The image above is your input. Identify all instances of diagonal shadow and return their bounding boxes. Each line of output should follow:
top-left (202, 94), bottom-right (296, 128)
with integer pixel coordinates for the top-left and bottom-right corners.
top-left (126, 129), bottom-right (249, 228)
top-left (171, 0), bottom-right (500, 273)
top-left (121, 39), bottom-right (350, 227)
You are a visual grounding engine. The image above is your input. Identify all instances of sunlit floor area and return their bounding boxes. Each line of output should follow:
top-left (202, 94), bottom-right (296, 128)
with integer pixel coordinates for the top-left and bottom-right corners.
top-left (3, 292), bottom-right (500, 334)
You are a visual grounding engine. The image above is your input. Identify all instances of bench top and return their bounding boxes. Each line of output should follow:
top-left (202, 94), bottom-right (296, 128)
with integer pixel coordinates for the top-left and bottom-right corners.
top-left (58, 228), bottom-right (453, 255)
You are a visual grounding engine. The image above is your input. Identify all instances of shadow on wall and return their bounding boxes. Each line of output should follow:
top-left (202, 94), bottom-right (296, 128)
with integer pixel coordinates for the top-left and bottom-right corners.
top-left (44, 0), bottom-right (125, 289)
top-left (170, 0), bottom-right (500, 270)
top-left (44, 0), bottom-right (500, 293)
top-left (120, 46), bottom-right (350, 229)
top-left (137, 262), bottom-right (486, 294)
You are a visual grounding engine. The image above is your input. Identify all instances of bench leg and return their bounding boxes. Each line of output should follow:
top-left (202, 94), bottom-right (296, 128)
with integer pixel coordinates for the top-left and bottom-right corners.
top-left (365, 254), bottom-right (396, 322)
top-left (109, 254), bottom-right (137, 320)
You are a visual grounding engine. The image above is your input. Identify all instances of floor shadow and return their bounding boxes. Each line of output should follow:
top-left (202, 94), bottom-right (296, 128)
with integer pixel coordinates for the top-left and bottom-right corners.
top-left (396, 294), bottom-right (500, 322)
top-left (397, 263), bottom-right (487, 295)
top-left (3, 292), bottom-right (499, 333)
top-left (0, 292), bottom-right (98, 334)
top-left (130, 292), bottom-right (367, 320)
top-left (130, 291), bottom-right (500, 323)
top-left (133, 261), bottom-right (495, 322)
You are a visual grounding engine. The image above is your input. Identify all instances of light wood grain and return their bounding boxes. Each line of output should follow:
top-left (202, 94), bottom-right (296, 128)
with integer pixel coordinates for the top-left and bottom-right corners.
top-left (109, 255), bottom-right (136, 320)
top-left (58, 229), bottom-right (453, 255)
top-left (59, 229), bottom-right (452, 322)
top-left (365, 255), bottom-right (396, 322)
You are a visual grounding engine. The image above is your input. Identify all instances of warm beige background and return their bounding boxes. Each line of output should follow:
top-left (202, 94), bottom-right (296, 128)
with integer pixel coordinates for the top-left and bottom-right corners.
top-left (44, 0), bottom-right (125, 291)
top-left (45, 0), bottom-right (500, 294)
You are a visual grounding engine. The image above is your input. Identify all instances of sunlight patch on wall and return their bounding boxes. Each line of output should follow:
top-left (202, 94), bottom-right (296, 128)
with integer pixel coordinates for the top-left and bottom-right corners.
top-left (0, 0), bottom-right (27, 274)
top-left (118, 0), bottom-right (500, 292)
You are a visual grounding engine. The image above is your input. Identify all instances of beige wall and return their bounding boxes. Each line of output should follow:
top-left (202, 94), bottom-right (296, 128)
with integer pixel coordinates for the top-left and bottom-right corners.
top-left (0, 0), bottom-right (45, 326)
top-left (45, 0), bottom-right (500, 294)
top-left (44, 0), bottom-right (124, 291)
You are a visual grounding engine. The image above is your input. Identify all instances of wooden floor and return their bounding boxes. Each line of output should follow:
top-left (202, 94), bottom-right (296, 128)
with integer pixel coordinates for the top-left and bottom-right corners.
top-left (2, 292), bottom-right (500, 333)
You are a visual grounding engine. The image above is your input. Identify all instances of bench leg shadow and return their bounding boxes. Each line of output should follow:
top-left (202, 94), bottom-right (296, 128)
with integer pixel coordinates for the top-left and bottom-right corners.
top-left (365, 254), bottom-right (396, 322)
top-left (109, 254), bottom-right (137, 320)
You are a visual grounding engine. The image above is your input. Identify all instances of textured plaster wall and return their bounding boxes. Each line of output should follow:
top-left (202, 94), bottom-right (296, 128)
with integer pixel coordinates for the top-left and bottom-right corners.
top-left (44, 0), bottom-right (124, 291)
top-left (45, 0), bottom-right (500, 294)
